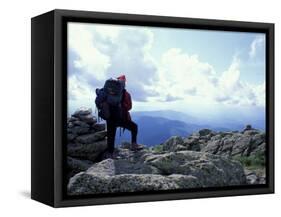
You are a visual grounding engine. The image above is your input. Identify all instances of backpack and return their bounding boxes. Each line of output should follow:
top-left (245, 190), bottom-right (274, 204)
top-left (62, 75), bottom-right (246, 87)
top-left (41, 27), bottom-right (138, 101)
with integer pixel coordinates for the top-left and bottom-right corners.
top-left (103, 78), bottom-right (124, 106)
top-left (95, 78), bottom-right (125, 121)
top-left (95, 88), bottom-right (110, 120)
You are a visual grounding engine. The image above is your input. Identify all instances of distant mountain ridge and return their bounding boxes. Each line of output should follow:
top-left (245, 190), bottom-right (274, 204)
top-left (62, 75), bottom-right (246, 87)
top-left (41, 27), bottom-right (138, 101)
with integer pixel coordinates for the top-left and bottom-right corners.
top-left (132, 109), bottom-right (265, 130)
top-left (115, 110), bottom-right (265, 146)
top-left (116, 113), bottom-right (230, 146)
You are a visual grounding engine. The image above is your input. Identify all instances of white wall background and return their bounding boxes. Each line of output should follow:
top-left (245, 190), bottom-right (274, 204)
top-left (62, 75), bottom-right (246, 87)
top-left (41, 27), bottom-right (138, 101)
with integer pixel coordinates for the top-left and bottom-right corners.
top-left (0, 0), bottom-right (279, 215)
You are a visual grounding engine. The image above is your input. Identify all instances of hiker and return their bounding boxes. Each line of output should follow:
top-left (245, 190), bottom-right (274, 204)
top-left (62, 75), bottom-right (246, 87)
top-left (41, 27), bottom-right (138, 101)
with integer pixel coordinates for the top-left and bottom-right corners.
top-left (95, 75), bottom-right (142, 158)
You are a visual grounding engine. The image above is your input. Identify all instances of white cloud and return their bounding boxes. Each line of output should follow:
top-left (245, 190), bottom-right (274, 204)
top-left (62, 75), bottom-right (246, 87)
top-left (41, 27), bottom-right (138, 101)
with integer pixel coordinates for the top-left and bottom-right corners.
top-left (249, 36), bottom-right (265, 59)
top-left (94, 24), bottom-right (120, 41)
top-left (151, 48), bottom-right (218, 103)
top-left (68, 23), bottom-right (159, 107)
top-left (67, 23), bottom-right (265, 110)
top-left (151, 49), bottom-right (265, 107)
top-left (68, 75), bottom-right (92, 102)
top-left (68, 23), bottom-right (111, 81)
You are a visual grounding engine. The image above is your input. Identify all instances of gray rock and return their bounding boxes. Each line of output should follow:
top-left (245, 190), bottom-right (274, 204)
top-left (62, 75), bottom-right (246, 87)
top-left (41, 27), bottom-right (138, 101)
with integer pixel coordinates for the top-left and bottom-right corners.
top-left (243, 124), bottom-right (253, 131)
top-left (183, 137), bottom-right (201, 151)
top-left (202, 140), bottom-right (221, 154)
top-left (246, 173), bottom-right (259, 184)
top-left (162, 136), bottom-right (184, 152)
top-left (198, 129), bottom-right (212, 136)
top-left (86, 159), bottom-right (116, 176)
top-left (219, 132), bottom-right (234, 137)
top-left (72, 107), bottom-right (92, 117)
top-left (68, 116), bottom-right (79, 122)
top-left (73, 120), bottom-right (90, 128)
top-left (243, 129), bottom-right (260, 136)
top-left (217, 137), bottom-right (234, 156)
top-left (197, 129), bottom-right (265, 158)
top-left (92, 123), bottom-right (106, 132)
top-left (244, 169), bottom-right (265, 184)
top-left (67, 122), bottom-right (74, 128)
top-left (249, 133), bottom-right (265, 153)
top-left (79, 114), bottom-right (97, 125)
top-left (67, 157), bottom-right (93, 178)
top-left (244, 169), bottom-right (258, 184)
top-left (67, 133), bottom-right (76, 142)
top-left (174, 144), bottom-right (190, 151)
top-left (70, 126), bottom-right (90, 135)
top-left (67, 140), bottom-right (108, 161)
top-left (68, 158), bottom-right (200, 195)
top-left (87, 158), bottom-right (160, 176)
top-left (231, 135), bottom-right (252, 156)
top-left (68, 150), bottom-right (246, 195)
top-left (210, 134), bottom-right (222, 141)
top-left (144, 151), bottom-right (246, 187)
top-left (251, 142), bottom-right (265, 155)
top-left (75, 131), bottom-right (107, 144)
top-left (68, 173), bottom-right (201, 195)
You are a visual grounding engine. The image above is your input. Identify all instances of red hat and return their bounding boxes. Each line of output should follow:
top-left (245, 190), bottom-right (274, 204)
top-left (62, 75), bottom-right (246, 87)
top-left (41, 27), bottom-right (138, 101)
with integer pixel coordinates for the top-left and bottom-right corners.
top-left (117, 75), bottom-right (126, 82)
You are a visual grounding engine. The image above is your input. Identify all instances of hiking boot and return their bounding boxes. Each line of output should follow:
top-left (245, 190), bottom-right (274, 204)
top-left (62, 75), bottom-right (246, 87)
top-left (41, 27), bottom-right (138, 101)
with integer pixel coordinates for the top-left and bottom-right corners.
top-left (131, 143), bottom-right (144, 151)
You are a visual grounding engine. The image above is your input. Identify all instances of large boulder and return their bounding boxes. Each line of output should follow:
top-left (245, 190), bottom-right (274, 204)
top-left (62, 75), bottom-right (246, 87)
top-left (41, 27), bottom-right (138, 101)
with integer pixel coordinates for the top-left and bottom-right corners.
top-left (69, 125), bottom-right (90, 136)
top-left (72, 107), bottom-right (92, 117)
top-left (144, 151), bottom-right (246, 187)
top-left (79, 114), bottom-right (97, 125)
top-left (67, 157), bottom-right (93, 179)
top-left (92, 123), bottom-right (106, 132)
top-left (201, 140), bottom-right (222, 154)
top-left (183, 136), bottom-right (201, 151)
top-left (68, 158), bottom-right (201, 195)
top-left (75, 131), bottom-right (107, 144)
top-left (68, 173), bottom-right (200, 195)
top-left (67, 150), bottom-right (246, 195)
top-left (86, 157), bottom-right (160, 176)
top-left (196, 128), bottom-right (265, 158)
top-left (198, 129), bottom-right (213, 137)
top-left (161, 136), bottom-right (184, 152)
top-left (67, 140), bottom-right (108, 161)
top-left (231, 135), bottom-right (252, 156)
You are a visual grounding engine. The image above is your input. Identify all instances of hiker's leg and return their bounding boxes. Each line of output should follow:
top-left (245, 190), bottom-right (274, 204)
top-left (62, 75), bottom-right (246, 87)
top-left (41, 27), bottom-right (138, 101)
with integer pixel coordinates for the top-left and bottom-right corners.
top-left (106, 120), bottom-right (117, 153)
top-left (122, 120), bottom-right (138, 144)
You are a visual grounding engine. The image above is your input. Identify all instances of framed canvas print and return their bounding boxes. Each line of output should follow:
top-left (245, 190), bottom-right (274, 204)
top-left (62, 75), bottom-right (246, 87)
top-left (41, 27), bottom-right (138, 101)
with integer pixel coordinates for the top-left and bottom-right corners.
top-left (31, 9), bottom-right (274, 207)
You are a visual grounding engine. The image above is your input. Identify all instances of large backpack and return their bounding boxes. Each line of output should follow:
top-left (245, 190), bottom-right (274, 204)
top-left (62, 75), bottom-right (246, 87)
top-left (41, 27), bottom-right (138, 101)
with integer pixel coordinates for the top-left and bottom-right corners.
top-left (95, 78), bottom-right (125, 120)
top-left (103, 78), bottom-right (124, 106)
top-left (95, 88), bottom-right (110, 120)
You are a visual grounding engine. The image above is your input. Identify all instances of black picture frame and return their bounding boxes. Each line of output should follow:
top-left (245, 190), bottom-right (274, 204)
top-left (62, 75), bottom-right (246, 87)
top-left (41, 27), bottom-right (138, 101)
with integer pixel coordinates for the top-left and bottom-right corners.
top-left (31, 9), bottom-right (274, 207)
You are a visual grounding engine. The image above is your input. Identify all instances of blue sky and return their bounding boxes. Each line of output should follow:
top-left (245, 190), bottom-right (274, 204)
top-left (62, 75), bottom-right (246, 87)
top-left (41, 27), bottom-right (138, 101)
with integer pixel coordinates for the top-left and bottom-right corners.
top-left (67, 22), bottom-right (266, 119)
top-left (150, 28), bottom-right (265, 84)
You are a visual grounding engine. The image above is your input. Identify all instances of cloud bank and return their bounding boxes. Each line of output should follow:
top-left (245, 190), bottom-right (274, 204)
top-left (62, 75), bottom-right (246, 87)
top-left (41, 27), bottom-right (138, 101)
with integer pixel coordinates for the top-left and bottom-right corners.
top-left (67, 22), bottom-right (266, 112)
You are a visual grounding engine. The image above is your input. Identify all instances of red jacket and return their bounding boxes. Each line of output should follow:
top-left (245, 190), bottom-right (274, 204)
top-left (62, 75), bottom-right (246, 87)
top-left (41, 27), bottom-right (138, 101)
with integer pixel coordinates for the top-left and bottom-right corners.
top-left (122, 90), bottom-right (132, 121)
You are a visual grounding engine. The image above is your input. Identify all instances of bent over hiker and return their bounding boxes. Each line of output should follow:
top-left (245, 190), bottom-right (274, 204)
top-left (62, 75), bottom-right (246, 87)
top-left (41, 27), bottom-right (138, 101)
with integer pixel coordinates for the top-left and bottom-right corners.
top-left (95, 75), bottom-right (142, 158)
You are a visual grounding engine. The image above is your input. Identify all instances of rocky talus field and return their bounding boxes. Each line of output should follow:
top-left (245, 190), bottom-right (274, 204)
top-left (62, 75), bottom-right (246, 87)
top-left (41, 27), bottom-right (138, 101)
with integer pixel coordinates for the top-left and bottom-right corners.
top-left (67, 108), bottom-right (266, 195)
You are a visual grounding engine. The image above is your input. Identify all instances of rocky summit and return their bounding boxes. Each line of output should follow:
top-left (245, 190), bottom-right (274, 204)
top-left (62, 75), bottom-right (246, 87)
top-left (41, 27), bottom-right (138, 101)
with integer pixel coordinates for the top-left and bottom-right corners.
top-left (67, 108), bottom-right (266, 195)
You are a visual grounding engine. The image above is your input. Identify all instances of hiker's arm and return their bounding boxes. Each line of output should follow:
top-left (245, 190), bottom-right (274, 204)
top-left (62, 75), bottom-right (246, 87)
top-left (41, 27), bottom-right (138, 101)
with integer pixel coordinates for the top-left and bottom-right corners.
top-left (124, 92), bottom-right (132, 111)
